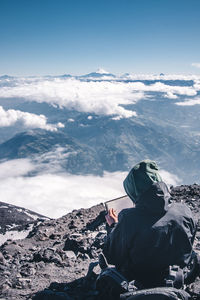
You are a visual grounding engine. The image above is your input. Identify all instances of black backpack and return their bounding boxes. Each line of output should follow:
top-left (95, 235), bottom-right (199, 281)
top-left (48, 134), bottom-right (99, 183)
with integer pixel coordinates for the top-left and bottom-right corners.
top-left (94, 252), bottom-right (200, 300)
top-left (95, 268), bottom-right (190, 300)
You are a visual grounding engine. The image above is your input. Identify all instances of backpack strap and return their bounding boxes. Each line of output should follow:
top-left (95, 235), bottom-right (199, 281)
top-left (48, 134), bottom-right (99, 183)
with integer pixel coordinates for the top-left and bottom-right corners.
top-left (165, 265), bottom-right (184, 289)
top-left (164, 251), bottom-right (200, 288)
top-left (120, 287), bottom-right (190, 300)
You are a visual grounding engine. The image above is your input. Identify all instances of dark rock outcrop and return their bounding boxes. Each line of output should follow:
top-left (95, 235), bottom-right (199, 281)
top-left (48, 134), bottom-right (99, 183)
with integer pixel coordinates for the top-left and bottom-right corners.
top-left (0, 185), bottom-right (199, 299)
top-left (0, 201), bottom-right (49, 235)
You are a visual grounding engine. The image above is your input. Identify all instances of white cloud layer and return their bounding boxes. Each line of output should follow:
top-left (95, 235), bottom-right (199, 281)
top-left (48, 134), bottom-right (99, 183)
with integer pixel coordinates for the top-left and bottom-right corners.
top-left (176, 97), bottom-right (200, 106)
top-left (0, 159), bottom-right (34, 179)
top-left (0, 158), bottom-right (180, 218)
top-left (0, 168), bottom-right (126, 218)
top-left (0, 78), bottom-right (140, 119)
top-left (1, 76), bottom-right (199, 119)
top-left (0, 106), bottom-right (64, 131)
top-left (121, 74), bottom-right (200, 81)
top-left (159, 169), bottom-right (181, 186)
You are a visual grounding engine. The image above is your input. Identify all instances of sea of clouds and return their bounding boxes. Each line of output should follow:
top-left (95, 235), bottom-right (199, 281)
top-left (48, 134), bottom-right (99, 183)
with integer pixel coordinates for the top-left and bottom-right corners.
top-left (0, 75), bottom-right (200, 125)
top-left (0, 158), bottom-right (180, 218)
top-left (0, 74), bottom-right (198, 217)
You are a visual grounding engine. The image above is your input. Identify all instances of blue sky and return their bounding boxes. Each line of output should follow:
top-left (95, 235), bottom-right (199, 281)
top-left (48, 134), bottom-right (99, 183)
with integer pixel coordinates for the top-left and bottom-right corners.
top-left (0, 0), bottom-right (200, 76)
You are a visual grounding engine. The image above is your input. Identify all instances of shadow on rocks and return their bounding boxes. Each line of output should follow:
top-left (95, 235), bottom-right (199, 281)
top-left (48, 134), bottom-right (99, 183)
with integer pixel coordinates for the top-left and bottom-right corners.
top-left (32, 289), bottom-right (72, 300)
top-left (32, 271), bottom-right (99, 300)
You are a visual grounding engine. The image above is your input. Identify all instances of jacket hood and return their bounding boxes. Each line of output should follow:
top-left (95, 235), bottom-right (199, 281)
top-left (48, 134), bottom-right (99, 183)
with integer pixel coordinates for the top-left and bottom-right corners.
top-left (137, 181), bottom-right (171, 214)
top-left (123, 160), bottom-right (162, 203)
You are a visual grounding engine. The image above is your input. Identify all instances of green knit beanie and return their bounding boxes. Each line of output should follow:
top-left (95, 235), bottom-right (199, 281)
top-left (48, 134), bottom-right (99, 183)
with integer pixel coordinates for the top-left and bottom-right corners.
top-left (123, 159), bottom-right (162, 203)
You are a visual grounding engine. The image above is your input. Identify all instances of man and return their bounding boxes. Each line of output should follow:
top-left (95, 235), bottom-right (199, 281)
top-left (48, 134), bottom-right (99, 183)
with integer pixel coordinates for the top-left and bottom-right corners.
top-left (103, 160), bottom-right (196, 287)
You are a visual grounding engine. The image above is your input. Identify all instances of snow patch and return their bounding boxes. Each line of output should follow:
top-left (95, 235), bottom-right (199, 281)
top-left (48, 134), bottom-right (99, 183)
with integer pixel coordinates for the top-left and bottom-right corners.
top-left (0, 224), bottom-right (34, 246)
top-left (96, 68), bottom-right (109, 74)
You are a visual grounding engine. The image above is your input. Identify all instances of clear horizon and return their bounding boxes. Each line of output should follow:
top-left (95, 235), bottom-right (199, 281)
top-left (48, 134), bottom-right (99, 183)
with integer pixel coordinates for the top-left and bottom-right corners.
top-left (1, 69), bottom-right (200, 78)
top-left (0, 0), bottom-right (200, 76)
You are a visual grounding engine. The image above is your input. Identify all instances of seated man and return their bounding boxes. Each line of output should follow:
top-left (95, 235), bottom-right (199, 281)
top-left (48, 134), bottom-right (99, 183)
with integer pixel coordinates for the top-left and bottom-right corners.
top-left (103, 160), bottom-right (196, 287)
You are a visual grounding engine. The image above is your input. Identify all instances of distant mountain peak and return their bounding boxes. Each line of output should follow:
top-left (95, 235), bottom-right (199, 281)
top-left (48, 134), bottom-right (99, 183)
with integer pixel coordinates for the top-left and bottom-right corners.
top-left (0, 74), bottom-right (15, 79)
top-left (60, 74), bottom-right (72, 78)
top-left (96, 68), bottom-right (109, 74)
top-left (81, 68), bottom-right (116, 78)
top-left (121, 73), bottom-right (132, 78)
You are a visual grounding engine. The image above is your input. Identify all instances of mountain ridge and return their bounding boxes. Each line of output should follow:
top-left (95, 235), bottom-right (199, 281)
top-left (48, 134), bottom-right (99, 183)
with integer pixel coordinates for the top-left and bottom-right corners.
top-left (0, 201), bottom-right (49, 235)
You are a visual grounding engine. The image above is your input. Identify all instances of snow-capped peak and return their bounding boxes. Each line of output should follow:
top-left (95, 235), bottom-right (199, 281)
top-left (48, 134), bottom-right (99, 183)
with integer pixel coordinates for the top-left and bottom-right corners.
top-left (80, 69), bottom-right (115, 78)
top-left (96, 68), bottom-right (109, 74)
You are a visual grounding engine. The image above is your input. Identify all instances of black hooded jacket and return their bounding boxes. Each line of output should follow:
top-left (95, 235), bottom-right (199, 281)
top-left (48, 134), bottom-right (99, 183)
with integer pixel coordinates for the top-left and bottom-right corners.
top-left (103, 182), bottom-right (196, 285)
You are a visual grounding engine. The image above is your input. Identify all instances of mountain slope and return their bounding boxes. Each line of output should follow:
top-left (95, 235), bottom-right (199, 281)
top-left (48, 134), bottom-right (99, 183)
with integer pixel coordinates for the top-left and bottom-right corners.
top-left (0, 116), bottom-right (199, 182)
top-left (64, 115), bottom-right (200, 182)
top-left (0, 130), bottom-right (103, 175)
top-left (0, 201), bottom-right (49, 235)
top-left (0, 201), bottom-right (49, 247)
top-left (0, 184), bottom-right (199, 299)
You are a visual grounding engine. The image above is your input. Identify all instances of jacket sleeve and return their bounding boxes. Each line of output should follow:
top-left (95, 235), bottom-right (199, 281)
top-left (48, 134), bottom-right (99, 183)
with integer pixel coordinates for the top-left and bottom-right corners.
top-left (103, 210), bottom-right (131, 268)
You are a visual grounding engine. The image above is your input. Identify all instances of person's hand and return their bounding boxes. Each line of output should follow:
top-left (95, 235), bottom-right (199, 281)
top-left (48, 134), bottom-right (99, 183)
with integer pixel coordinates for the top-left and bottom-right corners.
top-left (105, 208), bottom-right (118, 226)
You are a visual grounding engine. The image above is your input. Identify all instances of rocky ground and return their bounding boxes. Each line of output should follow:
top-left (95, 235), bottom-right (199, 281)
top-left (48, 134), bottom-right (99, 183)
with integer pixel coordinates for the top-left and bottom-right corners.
top-left (0, 185), bottom-right (200, 300)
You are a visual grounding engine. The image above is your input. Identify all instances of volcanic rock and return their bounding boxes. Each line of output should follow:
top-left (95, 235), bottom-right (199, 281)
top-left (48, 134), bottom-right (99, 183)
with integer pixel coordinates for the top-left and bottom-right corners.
top-left (0, 186), bottom-right (199, 299)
